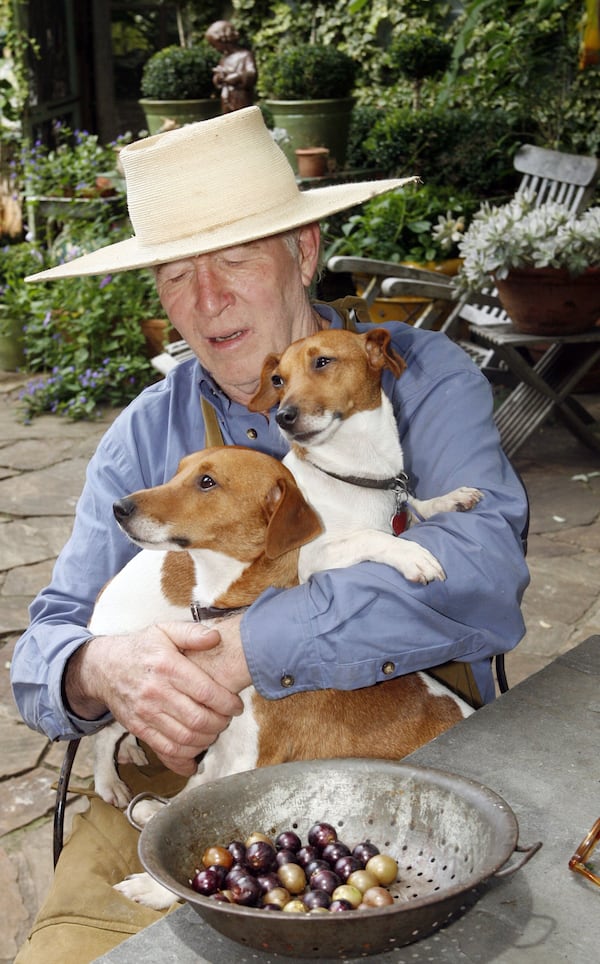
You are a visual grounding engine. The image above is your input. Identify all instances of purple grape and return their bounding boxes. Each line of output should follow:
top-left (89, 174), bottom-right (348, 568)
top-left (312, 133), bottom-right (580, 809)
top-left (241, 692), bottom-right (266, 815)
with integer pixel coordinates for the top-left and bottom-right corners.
top-left (330, 898), bottom-right (353, 912)
top-left (296, 845), bottom-right (319, 867)
top-left (225, 863), bottom-right (250, 889)
top-left (256, 872), bottom-right (280, 894)
top-left (309, 868), bottom-right (342, 895)
top-left (334, 855), bottom-right (362, 882)
top-left (275, 849), bottom-right (301, 867)
top-left (308, 821), bottom-right (337, 850)
top-left (246, 840), bottom-right (276, 873)
top-left (352, 841), bottom-right (380, 867)
top-left (304, 858), bottom-right (330, 878)
top-left (302, 889), bottom-right (331, 910)
top-left (191, 867), bottom-right (221, 896)
top-left (229, 872), bottom-right (262, 906)
top-left (275, 830), bottom-right (302, 853)
top-left (322, 841), bottom-right (351, 865)
top-left (227, 840), bottom-right (246, 863)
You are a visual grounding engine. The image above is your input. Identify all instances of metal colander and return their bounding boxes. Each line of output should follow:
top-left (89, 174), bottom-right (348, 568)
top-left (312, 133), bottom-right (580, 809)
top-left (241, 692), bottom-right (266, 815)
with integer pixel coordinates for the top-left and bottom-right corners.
top-left (135, 759), bottom-right (540, 959)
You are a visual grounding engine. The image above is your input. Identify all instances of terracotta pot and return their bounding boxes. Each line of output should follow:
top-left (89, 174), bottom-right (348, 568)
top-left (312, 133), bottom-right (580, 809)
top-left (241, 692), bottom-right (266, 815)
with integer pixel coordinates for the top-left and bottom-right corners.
top-left (495, 266), bottom-right (600, 336)
top-left (295, 147), bottom-right (329, 178)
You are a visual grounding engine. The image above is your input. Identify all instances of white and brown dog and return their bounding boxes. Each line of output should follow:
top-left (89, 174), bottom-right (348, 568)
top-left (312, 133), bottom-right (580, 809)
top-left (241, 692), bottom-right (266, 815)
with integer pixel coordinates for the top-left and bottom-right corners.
top-left (249, 326), bottom-right (482, 585)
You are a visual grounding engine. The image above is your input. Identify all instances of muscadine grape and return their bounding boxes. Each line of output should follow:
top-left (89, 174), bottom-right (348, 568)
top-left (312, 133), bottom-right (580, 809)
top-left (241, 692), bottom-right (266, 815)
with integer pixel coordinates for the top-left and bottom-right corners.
top-left (329, 898), bottom-right (353, 912)
top-left (202, 844), bottom-right (233, 870)
top-left (309, 868), bottom-right (341, 895)
top-left (191, 868), bottom-right (221, 895)
top-left (262, 886), bottom-right (291, 910)
top-left (347, 869), bottom-right (379, 894)
top-left (277, 862), bottom-right (307, 894)
top-left (334, 855), bottom-right (362, 882)
top-left (366, 853), bottom-right (398, 886)
top-left (362, 885), bottom-right (395, 907)
top-left (246, 840), bottom-right (276, 872)
top-left (308, 821), bottom-right (337, 850)
top-left (275, 830), bottom-right (302, 853)
top-left (352, 841), bottom-right (379, 867)
top-left (331, 884), bottom-right (362, 909)
top-left (283, 898), bottom-right (307, 913)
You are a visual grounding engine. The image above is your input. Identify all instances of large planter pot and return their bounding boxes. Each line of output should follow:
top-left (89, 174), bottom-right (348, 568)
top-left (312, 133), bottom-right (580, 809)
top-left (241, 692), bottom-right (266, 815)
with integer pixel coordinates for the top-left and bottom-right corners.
top-left (0, 307), bottom-right (26, 371)
top-left (495, 266), bottom-right (600, 336)
top-left (264, 98), bottom-right (354, 173)
top-left (139, 98), bottom-right (221, 135)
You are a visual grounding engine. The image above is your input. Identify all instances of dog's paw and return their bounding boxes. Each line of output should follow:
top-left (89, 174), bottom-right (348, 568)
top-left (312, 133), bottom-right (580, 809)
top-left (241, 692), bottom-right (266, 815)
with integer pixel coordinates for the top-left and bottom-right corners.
top-left (94, 771), bottom-right (133, 809)
top-left (446, 486), bottom-right (483, 512)
top-left (395, 542), bottom-right (446, 584)
top-left (114, 873), bottom-right (179, 911)
top-left (116, 733), bottom-right (149, 768)
top-left (130, 796), bottom-right (165, 828)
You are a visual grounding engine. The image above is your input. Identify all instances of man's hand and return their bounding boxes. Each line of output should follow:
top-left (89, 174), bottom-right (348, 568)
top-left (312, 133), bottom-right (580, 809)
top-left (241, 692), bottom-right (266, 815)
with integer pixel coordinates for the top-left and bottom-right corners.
top-left (65, 621), bottom-right (246, 775)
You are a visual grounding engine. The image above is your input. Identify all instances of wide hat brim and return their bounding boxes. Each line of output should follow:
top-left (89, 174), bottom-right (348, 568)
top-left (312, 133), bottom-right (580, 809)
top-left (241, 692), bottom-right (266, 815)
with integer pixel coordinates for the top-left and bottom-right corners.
top-left (26, 107), bottom-right (415, 283)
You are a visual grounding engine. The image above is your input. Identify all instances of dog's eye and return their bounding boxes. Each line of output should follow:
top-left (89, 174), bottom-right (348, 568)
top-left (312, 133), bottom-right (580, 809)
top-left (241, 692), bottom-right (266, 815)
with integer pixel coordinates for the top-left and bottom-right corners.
top-left (271, 374), bottom-right (284, 388)
top-left (314, 355), bottom-right (333, 369)
top-left (197, 474), bottom-right (216, 490)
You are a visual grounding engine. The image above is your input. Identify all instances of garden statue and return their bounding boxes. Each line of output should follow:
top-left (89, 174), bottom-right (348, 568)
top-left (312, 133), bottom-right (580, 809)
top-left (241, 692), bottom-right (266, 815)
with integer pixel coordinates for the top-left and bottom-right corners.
top-left (205, 20), bottom-right (257, 113)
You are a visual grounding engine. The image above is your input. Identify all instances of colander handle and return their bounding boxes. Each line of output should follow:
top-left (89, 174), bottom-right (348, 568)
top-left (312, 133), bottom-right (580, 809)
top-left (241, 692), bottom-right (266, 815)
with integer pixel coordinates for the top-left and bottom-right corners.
top-left (493, 840), bottom-right (543, 878)
top-left (125, 791), bottom-right (170, 832)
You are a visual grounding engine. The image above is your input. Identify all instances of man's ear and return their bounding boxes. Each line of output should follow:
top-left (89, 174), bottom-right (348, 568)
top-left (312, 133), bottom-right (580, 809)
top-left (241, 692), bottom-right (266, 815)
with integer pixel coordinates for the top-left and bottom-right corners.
top-left (296, 222), bottom-right (321, 287)
top-left (248, 354), bottom-right (281, 411)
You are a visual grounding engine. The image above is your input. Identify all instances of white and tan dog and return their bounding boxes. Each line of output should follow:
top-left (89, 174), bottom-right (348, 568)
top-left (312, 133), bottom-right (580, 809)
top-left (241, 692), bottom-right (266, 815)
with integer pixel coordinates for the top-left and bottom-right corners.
top-left (249, 326), bottom-right (482, 585)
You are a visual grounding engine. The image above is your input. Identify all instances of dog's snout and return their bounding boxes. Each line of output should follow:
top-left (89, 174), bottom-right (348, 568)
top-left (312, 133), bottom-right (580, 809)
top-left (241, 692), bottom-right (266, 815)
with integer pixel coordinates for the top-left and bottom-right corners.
top-left (113, 497), bottom-right (137, 523)
top-left (276, 405), bottom-right (299, 430)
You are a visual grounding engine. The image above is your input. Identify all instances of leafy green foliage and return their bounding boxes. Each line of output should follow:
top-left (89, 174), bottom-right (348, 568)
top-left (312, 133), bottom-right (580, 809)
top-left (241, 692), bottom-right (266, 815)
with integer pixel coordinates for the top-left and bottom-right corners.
top-left (323, 182), bottom-right (480, 264)
top-left (21, 124), bottom-right (128, 199)
top-left (140, 43), bottom-right (220, 100)
top-left (262, 44), bottom-right (357, 99)
top-left (12, 216), bottom-right (164, 420)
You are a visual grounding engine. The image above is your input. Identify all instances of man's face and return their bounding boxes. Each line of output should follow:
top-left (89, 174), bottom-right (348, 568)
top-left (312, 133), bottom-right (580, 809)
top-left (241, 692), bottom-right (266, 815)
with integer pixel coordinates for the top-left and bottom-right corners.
top-left (155, 226), bottom-right (321, 406)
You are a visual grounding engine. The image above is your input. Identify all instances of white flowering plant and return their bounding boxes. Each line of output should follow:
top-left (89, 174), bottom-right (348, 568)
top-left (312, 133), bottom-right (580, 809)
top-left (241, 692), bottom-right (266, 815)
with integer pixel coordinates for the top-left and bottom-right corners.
top-left (455, 194), bottom-right (600, 294)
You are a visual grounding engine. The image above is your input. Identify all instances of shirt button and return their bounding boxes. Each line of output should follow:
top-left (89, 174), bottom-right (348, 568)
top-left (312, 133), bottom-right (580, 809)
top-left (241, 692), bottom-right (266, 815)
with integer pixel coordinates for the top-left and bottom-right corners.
top-left (280, 673), bottom-right (294, 688)
top-left (246, 428), bottom-right (258, 440)
top-left (382, 661), bottom-right (396, 676)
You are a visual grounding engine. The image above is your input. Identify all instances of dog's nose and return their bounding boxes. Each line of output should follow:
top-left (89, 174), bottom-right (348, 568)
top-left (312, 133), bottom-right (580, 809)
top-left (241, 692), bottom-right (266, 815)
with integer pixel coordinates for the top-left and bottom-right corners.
top-left (113, 498), bottom-right (137, 523)
top-left (276, 405), bottom-right (299, 430)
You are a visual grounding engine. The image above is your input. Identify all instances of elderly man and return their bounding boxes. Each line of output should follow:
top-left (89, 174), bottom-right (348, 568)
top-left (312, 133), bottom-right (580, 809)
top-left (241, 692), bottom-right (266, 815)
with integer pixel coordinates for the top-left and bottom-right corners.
top-left (11, 107), bottom-right (529, 962)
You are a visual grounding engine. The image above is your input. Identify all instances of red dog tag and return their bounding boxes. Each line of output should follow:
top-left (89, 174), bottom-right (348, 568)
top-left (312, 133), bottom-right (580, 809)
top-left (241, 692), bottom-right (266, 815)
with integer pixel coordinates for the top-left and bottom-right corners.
top-left (391, 510), bottom-right (409, 535)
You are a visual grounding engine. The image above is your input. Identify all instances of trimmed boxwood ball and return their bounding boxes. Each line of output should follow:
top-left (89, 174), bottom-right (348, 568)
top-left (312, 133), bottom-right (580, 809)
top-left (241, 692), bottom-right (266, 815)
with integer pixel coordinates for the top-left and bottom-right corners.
top-left (141, 44), bottom-right (220, 100)
top-left (265, 44), bottom-right (357, 100)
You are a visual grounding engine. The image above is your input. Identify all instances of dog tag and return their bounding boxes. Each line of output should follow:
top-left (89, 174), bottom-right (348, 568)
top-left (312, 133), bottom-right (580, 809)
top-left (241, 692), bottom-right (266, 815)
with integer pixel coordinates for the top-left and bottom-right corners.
top-left (391, 509), bottom-right (409, 535)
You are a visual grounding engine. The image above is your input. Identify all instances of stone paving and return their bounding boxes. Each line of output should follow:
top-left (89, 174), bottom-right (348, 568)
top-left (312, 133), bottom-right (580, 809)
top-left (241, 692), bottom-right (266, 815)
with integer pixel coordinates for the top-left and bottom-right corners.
top-left (0, 370), bottom-right (599, 963)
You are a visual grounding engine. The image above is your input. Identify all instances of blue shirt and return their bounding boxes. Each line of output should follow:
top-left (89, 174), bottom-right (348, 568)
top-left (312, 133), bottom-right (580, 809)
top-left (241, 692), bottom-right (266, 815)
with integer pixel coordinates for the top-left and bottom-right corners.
top-left (10, 306), bottom-right (529, 740)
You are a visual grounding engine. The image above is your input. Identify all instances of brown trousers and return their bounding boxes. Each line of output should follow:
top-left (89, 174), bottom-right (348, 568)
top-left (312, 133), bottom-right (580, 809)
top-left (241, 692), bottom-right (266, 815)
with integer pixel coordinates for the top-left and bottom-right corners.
top-left (16, 757), bottom-right (187, 964)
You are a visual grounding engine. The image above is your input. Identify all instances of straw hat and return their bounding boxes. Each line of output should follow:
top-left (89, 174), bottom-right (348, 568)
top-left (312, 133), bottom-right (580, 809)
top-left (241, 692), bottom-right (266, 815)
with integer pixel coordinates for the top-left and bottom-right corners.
top-left (27, 106), bottom-right (414, 282)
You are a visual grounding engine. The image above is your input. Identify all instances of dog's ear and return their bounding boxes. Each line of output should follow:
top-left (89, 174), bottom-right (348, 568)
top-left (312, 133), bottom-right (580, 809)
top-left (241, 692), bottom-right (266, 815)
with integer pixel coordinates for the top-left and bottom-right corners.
top-left (248, 354), bottom-right (282, 412)
top-left (264, 477), bottom-right (323, 559)
top-left (364, 328), bottom-right (406, 378)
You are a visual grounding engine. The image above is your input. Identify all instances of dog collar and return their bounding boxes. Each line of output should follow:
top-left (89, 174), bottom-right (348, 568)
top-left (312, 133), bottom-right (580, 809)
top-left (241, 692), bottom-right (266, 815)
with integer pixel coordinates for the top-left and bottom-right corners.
top-left (310, 466), bottom-right (412, 535)
top-left (190, 603), bottom-right (248, 622)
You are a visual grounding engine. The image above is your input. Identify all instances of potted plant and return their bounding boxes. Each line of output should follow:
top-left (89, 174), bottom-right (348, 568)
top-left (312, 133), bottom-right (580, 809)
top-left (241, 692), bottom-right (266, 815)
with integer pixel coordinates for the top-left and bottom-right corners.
top-left (455, 195), bottom-right (600, 335)
top-left (139, 43), bottom-right (221, 134)
top-left (323, 183), bottom-right (477, 323)
top-left (260, 44), bottom-right (357, 173)
top-left (21, 124), bottom-right (127, 235)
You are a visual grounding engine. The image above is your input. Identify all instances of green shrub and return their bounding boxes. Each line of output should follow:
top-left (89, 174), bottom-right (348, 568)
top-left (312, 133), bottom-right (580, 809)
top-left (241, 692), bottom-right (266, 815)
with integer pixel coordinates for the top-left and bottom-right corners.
top-left (263, 44), bottom-right (357, 100)
top-left (364, 106), bottom-right (519, 196)
top-left (140, 44), bottom-right (220, 100)
top-left (388, 28), bottom-right (453, 82)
